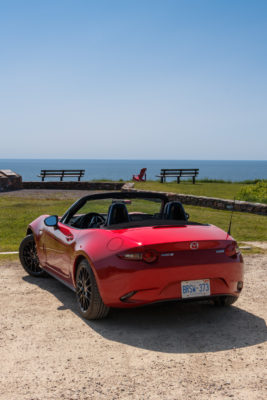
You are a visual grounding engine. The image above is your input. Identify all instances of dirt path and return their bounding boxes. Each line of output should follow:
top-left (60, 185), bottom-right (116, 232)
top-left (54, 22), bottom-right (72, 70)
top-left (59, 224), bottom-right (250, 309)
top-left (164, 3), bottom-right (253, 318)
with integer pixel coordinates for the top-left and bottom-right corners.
top-left (0, 189), bottom-right (106, 200)
top-left (242, 241), bottom-right (267, 250)
top-left (0, 255), bottom-right (266, 400)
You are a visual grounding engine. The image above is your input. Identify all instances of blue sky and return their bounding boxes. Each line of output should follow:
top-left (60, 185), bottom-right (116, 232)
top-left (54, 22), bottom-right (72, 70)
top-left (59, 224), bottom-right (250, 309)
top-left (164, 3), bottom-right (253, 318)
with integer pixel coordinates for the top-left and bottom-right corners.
top-left (0, 0), bottom-right (266, 159)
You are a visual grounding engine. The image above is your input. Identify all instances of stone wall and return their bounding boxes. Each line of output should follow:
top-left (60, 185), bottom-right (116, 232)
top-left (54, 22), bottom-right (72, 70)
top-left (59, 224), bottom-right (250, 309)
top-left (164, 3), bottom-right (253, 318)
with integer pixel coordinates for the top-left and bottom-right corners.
top-left (2, 177), bottom-right (266, 215)
top-left (0, 170), bottom-right (22, 191)
top-left (22, 181), bottom-right (124, 191)
top-left (121, 186), bottom-right (267, 216)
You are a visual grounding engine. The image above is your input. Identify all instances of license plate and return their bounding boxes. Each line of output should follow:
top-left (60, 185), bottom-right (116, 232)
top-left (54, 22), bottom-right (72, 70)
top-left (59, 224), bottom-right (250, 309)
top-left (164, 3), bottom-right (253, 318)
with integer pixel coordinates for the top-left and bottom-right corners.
top-left (181, 279), bottom-right (210, 298)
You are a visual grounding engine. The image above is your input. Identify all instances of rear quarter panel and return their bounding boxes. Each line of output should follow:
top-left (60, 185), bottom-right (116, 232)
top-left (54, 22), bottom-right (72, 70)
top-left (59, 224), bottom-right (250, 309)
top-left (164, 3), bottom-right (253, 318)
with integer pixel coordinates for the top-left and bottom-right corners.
top-left (72, 229), bottom-right (140, 291)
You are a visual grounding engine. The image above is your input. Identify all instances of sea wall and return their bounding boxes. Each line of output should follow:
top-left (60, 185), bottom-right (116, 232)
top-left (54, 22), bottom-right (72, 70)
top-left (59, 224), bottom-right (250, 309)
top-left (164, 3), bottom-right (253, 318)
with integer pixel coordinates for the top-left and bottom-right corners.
top-left (22, 181), bottom-right (124, 191)
top-left (121, 185), bottom-right (267, 216)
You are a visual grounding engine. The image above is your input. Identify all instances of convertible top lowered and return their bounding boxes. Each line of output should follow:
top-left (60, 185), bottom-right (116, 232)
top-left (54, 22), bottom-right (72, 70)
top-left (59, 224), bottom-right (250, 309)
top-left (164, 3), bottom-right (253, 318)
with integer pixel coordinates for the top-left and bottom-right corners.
top-left (19, 191), bottom-right (244, 320)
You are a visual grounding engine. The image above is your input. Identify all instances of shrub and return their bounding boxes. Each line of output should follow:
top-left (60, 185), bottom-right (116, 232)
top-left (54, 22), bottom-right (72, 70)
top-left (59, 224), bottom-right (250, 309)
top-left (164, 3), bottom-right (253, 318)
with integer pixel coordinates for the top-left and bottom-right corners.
top-left (237, 181), bottom-right (267, 204)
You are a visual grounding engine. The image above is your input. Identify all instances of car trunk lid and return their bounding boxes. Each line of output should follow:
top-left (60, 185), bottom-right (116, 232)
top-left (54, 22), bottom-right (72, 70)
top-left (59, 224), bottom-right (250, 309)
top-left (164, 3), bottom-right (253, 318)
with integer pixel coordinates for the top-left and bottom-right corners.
top-left (116, 224), bottom-right (232, 248)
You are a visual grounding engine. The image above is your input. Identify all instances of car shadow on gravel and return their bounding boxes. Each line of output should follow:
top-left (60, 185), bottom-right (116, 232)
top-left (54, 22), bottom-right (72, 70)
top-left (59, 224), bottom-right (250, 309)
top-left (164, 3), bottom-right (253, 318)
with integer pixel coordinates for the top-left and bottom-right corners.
top-left (24, 275), bottom-right (267, 354)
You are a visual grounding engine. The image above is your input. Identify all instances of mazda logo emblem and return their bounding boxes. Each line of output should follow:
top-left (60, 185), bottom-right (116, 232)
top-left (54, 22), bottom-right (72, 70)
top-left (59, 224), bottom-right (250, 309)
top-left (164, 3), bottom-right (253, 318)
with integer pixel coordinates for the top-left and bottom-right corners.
top-left (190, 242), bottom-right (199, 250)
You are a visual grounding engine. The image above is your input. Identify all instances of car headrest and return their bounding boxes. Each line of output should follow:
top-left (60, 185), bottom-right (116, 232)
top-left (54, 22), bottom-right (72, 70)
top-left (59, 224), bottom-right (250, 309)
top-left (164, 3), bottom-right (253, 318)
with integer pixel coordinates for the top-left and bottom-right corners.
top-left (107, 203), bottom-right (130, 225)
top-left (164, 201), bottom-right (187, 221)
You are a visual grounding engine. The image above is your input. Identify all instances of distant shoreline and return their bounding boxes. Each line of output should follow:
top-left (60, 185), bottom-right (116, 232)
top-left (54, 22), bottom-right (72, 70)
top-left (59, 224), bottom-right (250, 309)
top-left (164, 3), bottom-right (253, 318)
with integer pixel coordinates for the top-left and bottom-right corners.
top-left (0, 159), bottom-right (266, 182)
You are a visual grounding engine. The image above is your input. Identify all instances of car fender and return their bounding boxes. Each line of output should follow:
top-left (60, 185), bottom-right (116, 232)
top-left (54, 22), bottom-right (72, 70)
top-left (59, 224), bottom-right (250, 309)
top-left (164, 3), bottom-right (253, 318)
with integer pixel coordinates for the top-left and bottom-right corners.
top-left (71, 231), bottom-right (137, 299)
top-left (26, 215), bottom-right (49, 265)
top-left (72, 250), bottom-right (100, 288)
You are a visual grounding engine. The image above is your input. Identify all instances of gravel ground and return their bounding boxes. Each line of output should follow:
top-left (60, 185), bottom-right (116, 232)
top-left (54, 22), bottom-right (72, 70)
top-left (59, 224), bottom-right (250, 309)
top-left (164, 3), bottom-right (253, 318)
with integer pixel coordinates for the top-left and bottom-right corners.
top-left (0, 254), bottom-right (266, 400)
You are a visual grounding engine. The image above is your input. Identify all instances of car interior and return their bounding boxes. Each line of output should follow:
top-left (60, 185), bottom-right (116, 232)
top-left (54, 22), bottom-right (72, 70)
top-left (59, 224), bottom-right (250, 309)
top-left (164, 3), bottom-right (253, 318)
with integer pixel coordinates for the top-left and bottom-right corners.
top-left (69, 201), bottom-right (188, 229)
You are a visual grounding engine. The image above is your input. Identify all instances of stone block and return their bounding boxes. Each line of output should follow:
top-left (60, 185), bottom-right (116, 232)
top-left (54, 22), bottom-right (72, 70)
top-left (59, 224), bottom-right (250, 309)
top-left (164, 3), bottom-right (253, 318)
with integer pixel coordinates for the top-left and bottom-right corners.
top-left (0, 170), bottom-right (22, 191)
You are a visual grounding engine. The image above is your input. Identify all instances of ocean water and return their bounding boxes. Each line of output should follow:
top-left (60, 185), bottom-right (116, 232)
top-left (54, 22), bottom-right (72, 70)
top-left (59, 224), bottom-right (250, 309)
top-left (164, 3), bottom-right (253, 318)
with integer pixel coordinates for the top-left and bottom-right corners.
top-left (0, 159), bottom-right (266, 182)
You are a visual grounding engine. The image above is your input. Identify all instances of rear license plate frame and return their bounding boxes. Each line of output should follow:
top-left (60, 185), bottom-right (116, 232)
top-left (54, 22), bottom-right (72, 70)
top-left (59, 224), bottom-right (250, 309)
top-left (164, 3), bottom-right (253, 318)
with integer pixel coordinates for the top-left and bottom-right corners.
top-left (181, 279), bottom-right (211, 298)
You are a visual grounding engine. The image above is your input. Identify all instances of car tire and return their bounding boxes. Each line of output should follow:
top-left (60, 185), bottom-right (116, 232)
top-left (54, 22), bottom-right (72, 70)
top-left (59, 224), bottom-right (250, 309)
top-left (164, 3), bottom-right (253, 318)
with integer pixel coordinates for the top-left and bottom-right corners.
top-left (76, 259), bottom-right (110, 320)
top-left (19, 234), bottom-right (47, 277)
top-left (213, 295), bottom-right (238, 307)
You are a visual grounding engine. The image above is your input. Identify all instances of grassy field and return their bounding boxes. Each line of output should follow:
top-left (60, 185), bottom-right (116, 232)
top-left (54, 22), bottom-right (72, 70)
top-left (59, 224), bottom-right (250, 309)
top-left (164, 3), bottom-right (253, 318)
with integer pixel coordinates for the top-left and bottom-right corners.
top-left (0, 197), bottom-right (74, 252)
top-left (0, 194), bottom-right (266, 253)
top-left (134, 181), bottom-right (247, 200)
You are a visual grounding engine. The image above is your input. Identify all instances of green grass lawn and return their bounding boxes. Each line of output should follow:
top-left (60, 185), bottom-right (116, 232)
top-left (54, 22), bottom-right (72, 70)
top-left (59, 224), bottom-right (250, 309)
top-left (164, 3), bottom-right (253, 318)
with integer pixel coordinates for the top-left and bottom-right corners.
top-left (185, 205), bottom-right (267, 242)
top-left (134, 181), bottom-right (247, 200)
top-left (0, 194), bottom-right (266, 253)
top-left (0, 197), bottom-right (74, 252)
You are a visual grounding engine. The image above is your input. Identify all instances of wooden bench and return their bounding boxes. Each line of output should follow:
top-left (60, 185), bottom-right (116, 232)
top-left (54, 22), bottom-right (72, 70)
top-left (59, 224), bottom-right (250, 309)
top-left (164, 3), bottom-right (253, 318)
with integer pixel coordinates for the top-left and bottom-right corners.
top-left (38, 169), bottom-right (85, 182)
top-left (156, 168), bottom-right (199, 184)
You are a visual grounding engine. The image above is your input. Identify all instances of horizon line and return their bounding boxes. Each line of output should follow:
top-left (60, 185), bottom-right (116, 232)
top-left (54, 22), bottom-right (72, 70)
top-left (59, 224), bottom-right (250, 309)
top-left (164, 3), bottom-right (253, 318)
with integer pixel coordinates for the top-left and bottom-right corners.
top-left (0, 158), bottom-right (266, 162)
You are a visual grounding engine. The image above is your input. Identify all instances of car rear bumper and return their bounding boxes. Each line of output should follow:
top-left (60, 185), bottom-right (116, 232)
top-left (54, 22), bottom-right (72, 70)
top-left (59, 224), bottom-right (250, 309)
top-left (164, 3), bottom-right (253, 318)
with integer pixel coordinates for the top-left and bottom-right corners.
top-left (97, 256), bottom-right (244, 308)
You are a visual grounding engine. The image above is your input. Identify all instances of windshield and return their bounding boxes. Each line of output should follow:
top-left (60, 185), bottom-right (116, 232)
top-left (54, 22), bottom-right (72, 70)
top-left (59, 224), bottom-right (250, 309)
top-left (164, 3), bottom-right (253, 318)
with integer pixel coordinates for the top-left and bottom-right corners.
top-left (61, 194), bottom-right (193, 229)
top-left (63, 196), bottom-right (164, 228)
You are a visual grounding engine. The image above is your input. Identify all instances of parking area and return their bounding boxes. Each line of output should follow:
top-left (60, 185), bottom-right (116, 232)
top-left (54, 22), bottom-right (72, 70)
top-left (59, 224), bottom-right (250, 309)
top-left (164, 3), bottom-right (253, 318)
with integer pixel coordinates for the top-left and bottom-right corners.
top-left (0, 254), bottom-right (266, 400)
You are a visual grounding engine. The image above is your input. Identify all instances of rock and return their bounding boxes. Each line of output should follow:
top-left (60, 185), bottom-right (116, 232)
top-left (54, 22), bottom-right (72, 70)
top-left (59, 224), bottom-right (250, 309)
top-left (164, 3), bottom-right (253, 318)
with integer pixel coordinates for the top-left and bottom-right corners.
top-left (0, 170), bottom-right (22, 192)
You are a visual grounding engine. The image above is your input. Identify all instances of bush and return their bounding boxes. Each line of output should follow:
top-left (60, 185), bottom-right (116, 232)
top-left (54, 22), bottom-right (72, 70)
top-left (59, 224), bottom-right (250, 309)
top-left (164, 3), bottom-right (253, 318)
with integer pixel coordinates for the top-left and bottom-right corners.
top-left (237, 181), bottom-right (267, 204)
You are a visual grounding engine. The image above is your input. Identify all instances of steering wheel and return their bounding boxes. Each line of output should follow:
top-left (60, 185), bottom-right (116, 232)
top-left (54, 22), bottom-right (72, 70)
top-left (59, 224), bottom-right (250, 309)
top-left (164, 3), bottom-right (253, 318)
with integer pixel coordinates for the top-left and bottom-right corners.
top-left (77, 212), bottom-right (105, 228)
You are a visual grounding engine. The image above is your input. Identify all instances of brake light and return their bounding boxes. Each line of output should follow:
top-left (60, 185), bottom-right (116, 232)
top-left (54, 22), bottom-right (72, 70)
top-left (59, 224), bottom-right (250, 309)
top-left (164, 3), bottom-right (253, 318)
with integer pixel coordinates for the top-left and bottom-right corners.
top-left (143, 250), bottom-right (158, 263)
top-left (119, 249), bottom-right (158, 263)
top-left (225, 242), bottom-right (239, 257)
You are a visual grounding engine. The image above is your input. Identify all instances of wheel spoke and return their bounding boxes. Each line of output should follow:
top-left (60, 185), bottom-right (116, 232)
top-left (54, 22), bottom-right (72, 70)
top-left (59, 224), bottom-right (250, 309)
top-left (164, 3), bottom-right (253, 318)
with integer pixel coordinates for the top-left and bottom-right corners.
top-left (76, 266), bottom-right (92, 312)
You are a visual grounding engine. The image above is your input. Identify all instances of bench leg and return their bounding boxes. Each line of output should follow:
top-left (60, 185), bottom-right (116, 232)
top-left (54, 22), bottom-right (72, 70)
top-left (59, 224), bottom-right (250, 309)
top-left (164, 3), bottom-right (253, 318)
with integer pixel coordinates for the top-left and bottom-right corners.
top-left (60, 177), bottom-right (63, 182)
top-left (193, 176), bottom-right (195, 184)
top-left (177, 177), bottom-right (180, 184)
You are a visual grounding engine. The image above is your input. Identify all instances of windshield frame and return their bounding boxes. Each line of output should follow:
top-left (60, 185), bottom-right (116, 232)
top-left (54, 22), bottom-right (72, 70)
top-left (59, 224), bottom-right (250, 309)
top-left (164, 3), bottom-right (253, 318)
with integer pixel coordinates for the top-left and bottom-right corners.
top-left (60, 191), bottom-right (169, 225)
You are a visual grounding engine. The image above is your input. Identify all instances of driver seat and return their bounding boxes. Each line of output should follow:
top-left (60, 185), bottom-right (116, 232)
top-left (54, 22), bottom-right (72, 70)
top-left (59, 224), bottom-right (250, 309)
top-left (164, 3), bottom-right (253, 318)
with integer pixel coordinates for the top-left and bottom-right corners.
top-left (107, 203), bottom-right (130, 225)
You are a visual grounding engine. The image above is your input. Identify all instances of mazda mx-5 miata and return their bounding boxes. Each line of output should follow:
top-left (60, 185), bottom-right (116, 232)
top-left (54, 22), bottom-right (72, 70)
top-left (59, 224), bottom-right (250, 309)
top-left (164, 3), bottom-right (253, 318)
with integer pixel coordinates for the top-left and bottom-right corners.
top-left (19, 192), bottom-right (244, 320)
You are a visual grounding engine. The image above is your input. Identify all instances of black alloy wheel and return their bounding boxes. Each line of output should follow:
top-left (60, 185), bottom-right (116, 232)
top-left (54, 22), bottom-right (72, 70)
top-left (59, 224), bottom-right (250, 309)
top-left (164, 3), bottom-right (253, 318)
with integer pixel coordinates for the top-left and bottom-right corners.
top-left (76, 259), bottom-right (109, 320)
top-left (76, 265), bottom-right (92, 312)
top-left (19, 234), bottom-right (46, 277)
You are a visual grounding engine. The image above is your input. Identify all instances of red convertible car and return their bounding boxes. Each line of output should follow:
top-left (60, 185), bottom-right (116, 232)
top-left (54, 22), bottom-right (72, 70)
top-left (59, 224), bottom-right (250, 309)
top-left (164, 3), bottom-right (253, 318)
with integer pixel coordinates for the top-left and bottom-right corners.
top-left (19, 192), bottom-right (244, 320)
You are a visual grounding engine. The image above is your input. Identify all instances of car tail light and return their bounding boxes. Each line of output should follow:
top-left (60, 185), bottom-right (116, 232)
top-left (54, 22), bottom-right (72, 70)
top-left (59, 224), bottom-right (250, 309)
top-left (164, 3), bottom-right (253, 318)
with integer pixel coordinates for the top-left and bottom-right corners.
top-left (225, 242), bottom-right (240, 257)
top-left (120, 253), bottom-right (143, 261)
top-left (119, 249), bottom-right (158, 263)
top-left (142, 250), bottom-right (158, 263)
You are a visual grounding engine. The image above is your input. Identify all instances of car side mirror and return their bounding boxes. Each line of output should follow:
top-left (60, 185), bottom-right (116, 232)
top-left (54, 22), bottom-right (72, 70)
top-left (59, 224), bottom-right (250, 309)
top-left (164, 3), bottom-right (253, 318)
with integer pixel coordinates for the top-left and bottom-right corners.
top-left (44, 215), bottom-right (58, 228)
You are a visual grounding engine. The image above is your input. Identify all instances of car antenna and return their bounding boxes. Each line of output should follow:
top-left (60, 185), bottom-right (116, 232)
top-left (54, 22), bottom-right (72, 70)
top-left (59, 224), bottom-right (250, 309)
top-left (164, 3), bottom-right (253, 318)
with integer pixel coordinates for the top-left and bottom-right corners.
top-left (227, 198), bottom-right (236, 236)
